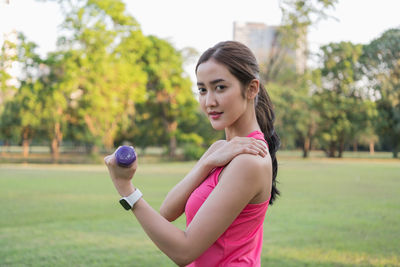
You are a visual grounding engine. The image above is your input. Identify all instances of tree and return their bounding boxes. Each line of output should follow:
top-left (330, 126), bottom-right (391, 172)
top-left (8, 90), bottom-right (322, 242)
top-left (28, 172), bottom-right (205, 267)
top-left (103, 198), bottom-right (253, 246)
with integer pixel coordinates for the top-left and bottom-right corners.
top-left (350, 100), bottom-right (378, 154)
top-left (54, 0), bottom-right (147, 152)
top-left (269, 71), bottom-right (319, 157)
top-left (260, 0), bottom-right (337, 158)
top-left (34, 52), bottom-right (70, 162)
top-left (262, 0), bottom-right (338, 82)
top-left (0, 32), bottom-right (69, 162)
top-left (313, 41), bottom-right (377, 157)
top-left (362, 28), bottom-right (400, 158)
top-left (0, 33), bottom-right (43, 158)
top-left (38, 0), bottom-right (198, 160)
top-left (137, 35), bottom-right (198, 158)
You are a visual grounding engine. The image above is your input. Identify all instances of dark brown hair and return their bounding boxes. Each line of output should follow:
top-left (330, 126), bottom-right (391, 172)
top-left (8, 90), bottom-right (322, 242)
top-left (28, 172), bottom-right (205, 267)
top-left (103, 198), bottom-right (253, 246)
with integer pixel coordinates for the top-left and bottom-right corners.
top-left (195, 40), bottom-right (280, 205)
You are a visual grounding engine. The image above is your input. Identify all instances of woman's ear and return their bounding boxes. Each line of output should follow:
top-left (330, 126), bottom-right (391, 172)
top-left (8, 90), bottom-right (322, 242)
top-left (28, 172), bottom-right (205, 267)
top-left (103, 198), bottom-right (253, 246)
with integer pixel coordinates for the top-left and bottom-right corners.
top-left (246, 79), bottom-right (260, 100)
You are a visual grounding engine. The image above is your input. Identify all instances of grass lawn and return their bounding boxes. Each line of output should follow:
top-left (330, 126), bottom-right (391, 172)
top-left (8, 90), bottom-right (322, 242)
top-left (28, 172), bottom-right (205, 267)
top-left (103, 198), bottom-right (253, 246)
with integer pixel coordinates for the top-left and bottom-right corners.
top-left (0, 157), bottom-right (399, 266)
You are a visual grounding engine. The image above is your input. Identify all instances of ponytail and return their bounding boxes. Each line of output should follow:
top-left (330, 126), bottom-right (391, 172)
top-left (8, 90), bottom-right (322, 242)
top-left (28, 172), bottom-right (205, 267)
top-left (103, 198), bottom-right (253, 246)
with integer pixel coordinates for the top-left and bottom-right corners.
top-left (256, 83), bottom-right (280, 205)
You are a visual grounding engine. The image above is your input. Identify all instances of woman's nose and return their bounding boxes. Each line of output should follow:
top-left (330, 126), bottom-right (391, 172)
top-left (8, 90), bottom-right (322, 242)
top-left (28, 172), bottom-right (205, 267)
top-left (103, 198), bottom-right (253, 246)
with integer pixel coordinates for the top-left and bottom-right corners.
top-left (206, 91), bottom-right (217, 107)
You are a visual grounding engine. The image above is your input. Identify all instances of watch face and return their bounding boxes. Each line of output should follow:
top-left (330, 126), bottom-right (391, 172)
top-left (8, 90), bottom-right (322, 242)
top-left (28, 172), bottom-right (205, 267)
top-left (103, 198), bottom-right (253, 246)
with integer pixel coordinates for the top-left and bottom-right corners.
top-left (119, 199), bottom-right (132, 210)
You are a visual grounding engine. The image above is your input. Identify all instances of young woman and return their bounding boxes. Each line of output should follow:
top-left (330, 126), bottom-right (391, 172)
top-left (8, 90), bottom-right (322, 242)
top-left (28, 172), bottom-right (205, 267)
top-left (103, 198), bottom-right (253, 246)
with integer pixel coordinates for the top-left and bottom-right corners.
top-left (104, 41), bottom-right (280, 266)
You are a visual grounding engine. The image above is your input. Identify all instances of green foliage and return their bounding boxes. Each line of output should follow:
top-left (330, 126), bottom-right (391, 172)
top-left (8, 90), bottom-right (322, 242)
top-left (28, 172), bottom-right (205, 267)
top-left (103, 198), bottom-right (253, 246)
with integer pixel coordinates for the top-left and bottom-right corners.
top-left (54, 0), bottom-right (149, 150)
top-left (261, 0), bottom-right (339, 158)
top-left (178, 132), bottom-right (206, 161)
top-left (279, 0), bottom-right (338, 29)
top-left (0, 33), bottom-right (43, 150)
top-left (361, 28), bottom-right (400, 157)
top-left (177, 106), bottom-right (224, 147)
top-left (182, 143), bottom-right (205, 161)
top-left (268, 72), bottom-right (318, 153)
top-left (261, 0), bottom-right (338, 83)
top-left (1, 0), bottom-right (398, 160)
top-left (0, 0), bottom-right (202, 159)
top-left (310, 41), bottom-right (379, 157)
top-left (132, 35), bottom-right (198, 157)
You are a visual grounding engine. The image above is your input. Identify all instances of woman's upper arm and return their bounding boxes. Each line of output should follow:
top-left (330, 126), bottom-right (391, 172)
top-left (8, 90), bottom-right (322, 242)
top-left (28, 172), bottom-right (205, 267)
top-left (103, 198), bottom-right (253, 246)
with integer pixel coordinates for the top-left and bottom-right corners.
top-left (183, 154), bottom-right (269, 260)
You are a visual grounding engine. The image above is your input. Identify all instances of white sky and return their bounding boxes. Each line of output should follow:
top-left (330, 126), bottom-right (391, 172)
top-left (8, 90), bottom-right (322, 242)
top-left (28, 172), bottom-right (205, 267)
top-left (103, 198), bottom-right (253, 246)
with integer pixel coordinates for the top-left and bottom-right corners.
top-left (1, 0), bottom-right (399, 81)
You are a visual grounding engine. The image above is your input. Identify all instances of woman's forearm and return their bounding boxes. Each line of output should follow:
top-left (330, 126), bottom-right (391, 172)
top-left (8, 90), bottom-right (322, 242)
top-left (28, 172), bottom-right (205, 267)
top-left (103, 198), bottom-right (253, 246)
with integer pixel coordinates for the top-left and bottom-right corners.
top-left (132, 198), bottom-right (196, 266)
top-left (159, 158), bottom-right (214, 221)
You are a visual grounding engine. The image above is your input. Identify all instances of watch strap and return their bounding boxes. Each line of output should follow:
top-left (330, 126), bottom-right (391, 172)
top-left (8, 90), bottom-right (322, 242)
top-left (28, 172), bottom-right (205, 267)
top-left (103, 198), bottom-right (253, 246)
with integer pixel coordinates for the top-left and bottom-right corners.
top-left (119, 189), bottom-right (143, 210)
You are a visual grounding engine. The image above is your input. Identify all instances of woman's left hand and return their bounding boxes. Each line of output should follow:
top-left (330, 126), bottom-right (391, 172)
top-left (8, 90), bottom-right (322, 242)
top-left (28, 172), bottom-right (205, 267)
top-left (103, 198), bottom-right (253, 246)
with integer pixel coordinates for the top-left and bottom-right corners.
top-left (204, 137), bottom-right (268, 168)
top-left (104, 149), bottom-right (137, 197)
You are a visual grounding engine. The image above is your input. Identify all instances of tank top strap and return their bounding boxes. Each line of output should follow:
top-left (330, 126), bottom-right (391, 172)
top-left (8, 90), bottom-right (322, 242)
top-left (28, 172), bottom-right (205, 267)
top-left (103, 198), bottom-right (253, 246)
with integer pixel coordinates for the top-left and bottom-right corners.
top-left (247, 130), bottom-right (268, 149)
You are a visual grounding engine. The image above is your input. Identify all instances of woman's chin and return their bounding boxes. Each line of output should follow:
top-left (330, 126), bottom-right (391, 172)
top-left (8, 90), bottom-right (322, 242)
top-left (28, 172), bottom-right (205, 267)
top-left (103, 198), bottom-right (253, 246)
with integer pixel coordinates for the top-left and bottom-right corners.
top-left (210, 122), bottom-right (225, 131)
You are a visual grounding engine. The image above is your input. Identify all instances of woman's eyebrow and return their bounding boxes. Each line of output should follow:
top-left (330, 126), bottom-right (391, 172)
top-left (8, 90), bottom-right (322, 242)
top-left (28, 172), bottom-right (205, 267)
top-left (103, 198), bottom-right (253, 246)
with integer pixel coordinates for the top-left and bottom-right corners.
top-left (210, 78), bottom-right (226, 85)
top-left (197, 78), bottom-right (226, 86)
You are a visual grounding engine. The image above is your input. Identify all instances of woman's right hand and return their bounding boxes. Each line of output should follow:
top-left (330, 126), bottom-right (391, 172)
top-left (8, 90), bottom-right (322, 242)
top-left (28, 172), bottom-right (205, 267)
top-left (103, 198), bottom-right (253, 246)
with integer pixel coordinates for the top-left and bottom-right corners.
top-left (104, 148), bottom-right (138, 197)
top-left (204, 137), bottom-right (268, 168)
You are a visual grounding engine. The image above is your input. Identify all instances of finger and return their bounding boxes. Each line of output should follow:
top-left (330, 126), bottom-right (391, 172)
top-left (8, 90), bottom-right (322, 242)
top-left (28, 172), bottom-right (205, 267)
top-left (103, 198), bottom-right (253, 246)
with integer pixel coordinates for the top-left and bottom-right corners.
top-left (251, 139), bottom-right (267, 151)
top-left (235, 138), bottom-right (267, 156)
top-left (104, 155), bottom-right (112, 165)
top-left (249, 141), bottom-right (267, 157)
top-left (104, 154), bottom-right (116, 166)
top-left (256, 140), bottom-right (268, 154)
top-left (234, 138), bottom-right (263, 154)
top-left (239, 147), bottom-right (259, 155)
top-left (251, 145), bottom-right (266, 157)
top-left (248, 137), bottom-right (264, 149)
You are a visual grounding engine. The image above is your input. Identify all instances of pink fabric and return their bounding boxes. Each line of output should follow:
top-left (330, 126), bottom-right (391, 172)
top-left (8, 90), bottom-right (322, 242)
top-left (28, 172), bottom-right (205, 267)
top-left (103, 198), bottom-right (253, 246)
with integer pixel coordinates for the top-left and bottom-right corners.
top-left (185, 131), bottom-right (270, 267)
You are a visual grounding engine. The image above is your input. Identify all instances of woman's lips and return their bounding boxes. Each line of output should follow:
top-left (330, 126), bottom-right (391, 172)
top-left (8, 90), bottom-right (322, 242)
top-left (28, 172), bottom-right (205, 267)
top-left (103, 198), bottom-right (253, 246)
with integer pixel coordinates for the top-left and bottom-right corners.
top-left (209, 112), bottom-right (223, 119)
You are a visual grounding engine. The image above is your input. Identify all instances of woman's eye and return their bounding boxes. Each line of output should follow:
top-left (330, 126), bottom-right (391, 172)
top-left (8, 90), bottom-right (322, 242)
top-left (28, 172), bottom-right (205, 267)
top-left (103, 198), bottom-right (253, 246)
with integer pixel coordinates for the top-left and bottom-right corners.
top-left (198, 88), bottom-right (207, 94)
top-left (216, 85), bottom-right (226, 91)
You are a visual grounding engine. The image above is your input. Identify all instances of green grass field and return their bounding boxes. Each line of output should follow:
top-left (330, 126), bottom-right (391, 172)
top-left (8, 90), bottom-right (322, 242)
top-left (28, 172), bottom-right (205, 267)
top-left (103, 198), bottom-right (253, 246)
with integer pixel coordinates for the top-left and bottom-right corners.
top-left (0, 157), bottom-right (399, 266)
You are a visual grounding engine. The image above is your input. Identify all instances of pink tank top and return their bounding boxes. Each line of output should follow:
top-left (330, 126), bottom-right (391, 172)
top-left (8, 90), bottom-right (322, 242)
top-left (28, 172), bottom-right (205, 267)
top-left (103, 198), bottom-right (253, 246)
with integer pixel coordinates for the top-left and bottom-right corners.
top-left (185, 130), bottom-right (270, 267)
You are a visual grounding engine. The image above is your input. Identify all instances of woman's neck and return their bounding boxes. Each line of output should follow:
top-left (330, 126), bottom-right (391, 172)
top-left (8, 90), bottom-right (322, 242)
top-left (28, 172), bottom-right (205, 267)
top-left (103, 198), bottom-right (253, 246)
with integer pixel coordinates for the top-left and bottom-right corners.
top-left (225, 108), bottom-right (261, 141)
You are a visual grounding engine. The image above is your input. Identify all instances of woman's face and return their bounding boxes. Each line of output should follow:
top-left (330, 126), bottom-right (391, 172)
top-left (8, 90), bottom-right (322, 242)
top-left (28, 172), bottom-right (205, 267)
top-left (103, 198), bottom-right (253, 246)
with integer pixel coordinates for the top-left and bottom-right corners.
top-left (196, 59), bottom-right (248, 130)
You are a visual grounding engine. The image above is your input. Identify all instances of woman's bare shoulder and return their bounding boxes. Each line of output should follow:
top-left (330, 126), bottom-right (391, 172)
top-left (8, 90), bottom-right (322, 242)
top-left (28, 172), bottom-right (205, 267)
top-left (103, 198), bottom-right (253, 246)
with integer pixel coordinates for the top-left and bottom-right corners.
top-left (222, 153), bottom-right (272, 182)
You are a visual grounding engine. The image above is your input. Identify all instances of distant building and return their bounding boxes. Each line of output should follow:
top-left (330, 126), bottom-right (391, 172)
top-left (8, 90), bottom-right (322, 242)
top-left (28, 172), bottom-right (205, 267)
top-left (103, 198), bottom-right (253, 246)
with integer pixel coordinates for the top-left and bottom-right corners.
top-left (233, 22), bottom-right (307, 74)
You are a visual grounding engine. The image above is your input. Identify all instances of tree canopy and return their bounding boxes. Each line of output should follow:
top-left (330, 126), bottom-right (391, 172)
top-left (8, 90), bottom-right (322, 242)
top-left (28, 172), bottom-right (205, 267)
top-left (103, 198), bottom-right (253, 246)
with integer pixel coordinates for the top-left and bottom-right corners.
top-left (0, 1), bottom-right (399, 160)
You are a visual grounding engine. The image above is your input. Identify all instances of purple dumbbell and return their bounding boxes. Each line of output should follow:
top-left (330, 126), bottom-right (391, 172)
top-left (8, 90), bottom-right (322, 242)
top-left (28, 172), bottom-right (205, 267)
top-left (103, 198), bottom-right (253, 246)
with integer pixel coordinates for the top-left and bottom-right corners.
top-left (115, 145), bottom-right (136, 167)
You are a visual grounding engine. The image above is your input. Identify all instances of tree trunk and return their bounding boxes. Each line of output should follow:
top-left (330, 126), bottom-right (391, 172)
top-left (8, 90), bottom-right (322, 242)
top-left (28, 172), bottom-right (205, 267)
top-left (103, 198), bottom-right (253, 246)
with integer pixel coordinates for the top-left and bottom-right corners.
top-left (169, 135), bottom-right (177, 159)
top-left (393, 142), bottom-right (399, 158)
top-left (353, 141), bottom-right (358, 152)
top-left (51, 122), bottom-right (63, 163)
top-left (161, 111), bottom-right (178, 159)
top-left (91, 145), bottom-right (99, 155)
top-left (1, 140), bottom-right (9, 156)
top-left (51, 138), bottom-right (59, 163)
top-left (328, 141), bottom-right (336, 158)
top-left (103, 121), bottom-right (117, 152)
top-left (167, 121), bottom-right (178, 159)
top-left (22, 128), bottom-right (30, 158)
top-left (302, 136), bottom-right (310, 158)
top-left (338, 139), bottom-right (345, 158)
top-left (369, 141), bottom-right (375, 155)
top-left (22, 140), bottom-right (30, 158)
